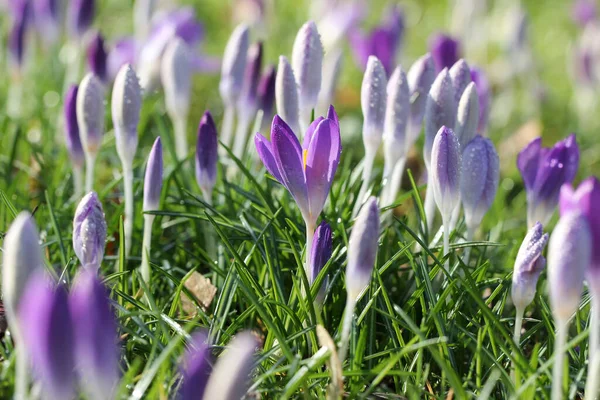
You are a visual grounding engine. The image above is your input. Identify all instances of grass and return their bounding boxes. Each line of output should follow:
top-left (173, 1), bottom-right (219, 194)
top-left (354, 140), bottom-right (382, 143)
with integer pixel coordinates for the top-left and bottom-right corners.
top-left (0, 0), bottom-right (598, 398)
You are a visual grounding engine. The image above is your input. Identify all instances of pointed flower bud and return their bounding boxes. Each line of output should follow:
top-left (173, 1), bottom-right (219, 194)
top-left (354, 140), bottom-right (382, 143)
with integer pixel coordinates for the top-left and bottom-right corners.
top-left (454, 82), bottom-right (479, 150)
top-left (112, 64), bottom-right (142, 166)
top-left (203, 332), bottom-right (260, 400)
top-left (449, 59), bottom-right (471, 103)
top-left (429, 33), bottom-right (461, 73)
top-left (180, 331), bottom-right (212, 400)
top-left (309, 221), bottom-right (333, 304)
top-left (548, 212), bottom-right (592, 321)
top-left (220, 24), bottom-right (250, 105)
top-left (161, 38), bottom-right (192, 120)
top-left (406, 53), bottom-right (435, 143)
top-left (87, 32), bottom-right (108, 82)
top-left (517, 134), bottom-right (580, 226)
top-left (460, 136), bottom-right (499, 231)
top-left (469, 66), bottom-right (490, 134)
top-left (238, 42), bottom-right (263, 118)
top-left (275, 56), bottom-right (301, 135)
top-left (383, 65), bottom-right (410, 174)
top-left (8, 0), bottom-right (29, 68)
top-left (73, 192), bottom-right (107, 270)
top-left (19, 273), bottom-right (75, 400)
top-left (68, 0), bottom-right (95, 36)
top-left (511, 222), bottom-right (549, 311)
top-left (143, 137), bottom-right (163, 212)
top-left (257, 65), bottom-right (276, 118)
top-left (70, 270), bottom-right (120, 400)
top-left (195, 111), bottom-right (218, 199)
top-left (423, 69), bottom-right (456, 169)
top-left (430, 126), bottom-right (462, 218)
top-left (292, 21), bottom-right (324, 116)
top-left (361, 56), bottom-right (388, 152)
top-left (1, 212), bottom-right (44, 332)
top-left (64, 85), bottom-right (85, 168)
top-left (76, 73), bottom-right (105, 155)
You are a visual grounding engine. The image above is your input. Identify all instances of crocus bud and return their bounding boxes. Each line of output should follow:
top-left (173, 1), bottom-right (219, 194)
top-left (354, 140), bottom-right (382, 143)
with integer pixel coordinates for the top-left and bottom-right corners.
top-left (64, 85), bottom-right (85, 168)
top-left (383, 65), bottom-right (410, 176)
top-left (275, 56), bottom-right (301, 135)
top-left (429, 33), bottom-right (460, 72)
top-left (68, 0), bottom-right (95, 36)
top-left (548, 212), bottom-right (592, 321)
top-left (346, 197), bottom-right (380, 300)
top-left (9, 0), bottom-right (29, 68)
top-left (19, 274), bottom-right (75, 400)
top-left (460, 136), bottom-right (499, 231)
top-left (361, 56), bottom-right (388, 152)
top-left (423, 69), bottom-right (456, 169)
top-left (73, 192), bottom-right (107, 270)
top-left (87, 32), bottom-right (107, 82)
top-left (292, 21), bottom-right (323, 118)
top-left (76, 73), bottom-right (105, 156)
top-left (161, 38), bottom-right (192, 121)
top-left (112, 64), bottom-right (142, 166)
top-left (219, 24), bottom-right (250, 106)
top-left (449, 59), bottom-right (471, 103)
top-left (195, 111), bottom-right (218, 200)
top-left (257, 65), bottom-right (276, 118)
top-left (33, 0), bottom-right (60, 44)
top-left (238, 42), bottom-right (263, 118)
top-left (406, 53), bottom-right (435, 143)
top-left (430, 126), bottom-right (462, 219)
top-left (203, 332), bottom-right (260, 400)
top-left (309, 221), bottom-right (333, 304)
top-left (180, 331), bottom-right (212, 400)
top-left (143, 137), bottom-right (163, 212)
top-left (454, 82), bottom-right (479, 150)
top-left (70, 270), bottom-right (119, 400)
top-left (511, 222), bottom-right (549, 311)
top-left (517, 134), bottom-right (580, 226)
top-left (1, 212), bottom-right (44, 333)
top-left (469, 66), bottom-right (490, 134)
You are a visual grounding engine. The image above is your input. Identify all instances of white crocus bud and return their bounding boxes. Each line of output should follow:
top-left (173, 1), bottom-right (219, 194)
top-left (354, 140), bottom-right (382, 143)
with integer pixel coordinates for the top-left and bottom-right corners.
top-left (449, 59), bottom-right (472, 103)
top-left (219, 24), bottom-right (250, 106)
top-left (275, 55), bottom-right (301, 136)
top-left (161, 38), bottom-right (191, 123)
top-left (112, 64), bottom-right (142, 166)
top-left (454, 82), bottom-right (479, 150)
top-left (383, 65), bottom-right (410, 178)
top-left (77, 73), bottom-right (105, 157)
top-left (361, 56), bottom-right (388, 155)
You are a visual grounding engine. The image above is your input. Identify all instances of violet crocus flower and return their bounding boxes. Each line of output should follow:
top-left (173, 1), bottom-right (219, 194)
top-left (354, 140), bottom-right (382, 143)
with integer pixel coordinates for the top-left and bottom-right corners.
top-left (429, 34), bottom-right (461, 73)
top-left (8, 0), bottom-right (30, 69)
top-left (143, 137), bottom-right (163, 212)
top-left (257, 65), bottom-right (276, 126)
top-left (309, 220), bottom-right (332, 304)
top-left (32, 0), bottom-right (59, 44)
top-left (68, 0), bottom-right (95, 36)
top-left (406, 53), bottom-right (436, 144)
top-left (275, 56), bottom-right (301, 136)
top-left (431, 126), bottom-right (462, 222)
top-left (70, 270), bottom-right (120, 400)
top-left (179, 331), bottom-right (212, 400)
top-left (454, 82), bottom-right (479, 150)
top-left (220, 24), bottom-right (250, 107)
top-left (106, 38), bottom-right (138, 81)
top-left (469, 66), bottom-right (490, 134)
top-left (64, 85), bottom-right (84, 169)
top-left (382, 65), bottom-right (410, 179)
top-left (19, 273), bottom-right (75, 400)
top-left (517, 134), bottom-right (580, 226)
top-left (73, 191), bottom-right (107, 271)
top-left (87, 32), bottom-right (107, 82)
top-left (349, 5), bottom-right (404, 75)
top-left (195, 111), bottom-right (219, 204)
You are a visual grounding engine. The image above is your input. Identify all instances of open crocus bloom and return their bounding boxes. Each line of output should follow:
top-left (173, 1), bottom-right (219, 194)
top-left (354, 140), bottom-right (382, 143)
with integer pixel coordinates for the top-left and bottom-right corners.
top-left (255, 105), bottom-right (341, 227)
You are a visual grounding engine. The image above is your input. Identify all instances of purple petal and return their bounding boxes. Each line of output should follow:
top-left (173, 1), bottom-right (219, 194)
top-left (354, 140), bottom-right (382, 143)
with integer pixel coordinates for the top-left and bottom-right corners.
top-left (8, 0), bottom-right (29, 68)
top-left (257, 65), bottom-right (276, 116)
top-left (469, 66), bottom-right (490, 134)
top-left (302, 117), bottom-right (325, 149)
top-left (429, 33), bottom-right (460, 73)
top-left (107, 37), bottom-right (138, 82)
top-left (180, 331), bottom-right (212, 400)
top-left (87, 32), bottom-right (108, 82)
top-left (255, 133), bottom-right (284, 183)
top-left (195, 111), bottom-right (219, 194)
top-left (517, 137), bottom-right (544, 191)
top-left (68, 0), bottom-right (95, 36)
top-left (64, 85), bottom-right (84, 168)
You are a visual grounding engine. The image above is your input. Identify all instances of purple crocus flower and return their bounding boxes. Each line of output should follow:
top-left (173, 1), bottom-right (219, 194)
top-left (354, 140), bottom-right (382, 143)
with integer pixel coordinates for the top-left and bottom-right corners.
top-left (449, 59), bottom-right (471, 104)
top-left (64, 85), bottom-right (84, 168)
top-left (239, 42), bottom-right (263, 117)
top-left (348, 5), bottom-right (404, 75)
top-left (73, 191), bottom-right (107, 270)
top-left (511, 222), bottom-right (549, 311)
top-left (517, 134), bottom-right (580, 226)
top-left (32, 0), bottom-right (60, 44)
top-left (70, 270), bottom-right (120, 400)
top-left (179, 331), bottom-right (212, 400)
top-left (68, 0), bottom-right (95, 36)
top-left (195, 111), bottom-right (218, 202)
top-left (257, 65), bottom-right (276, 122)
top-left (107, 38), bottom-right (138, 82)
top-left (309, 220), bottom-right (332, 304)
top-left (19, 273), bottom-right (75, 400)
top-left (429, 33), bottom-right (461, 73)
top-left (8, 0), bottom-right (30, 68)
top-left (254, 106), bottom-right (341, 227)
top-left (469, 66), bottom-right (490, 134)
top-left (406, 53), bottom-right (436, 142)
top-left (87, 32), bottom-right (108, 82)
top-left (143, 137), bottom-right (163, 212)
top-left (430, 126), bottom-right (462, 219)
top-left (572, 0), bottom-right (597, 26)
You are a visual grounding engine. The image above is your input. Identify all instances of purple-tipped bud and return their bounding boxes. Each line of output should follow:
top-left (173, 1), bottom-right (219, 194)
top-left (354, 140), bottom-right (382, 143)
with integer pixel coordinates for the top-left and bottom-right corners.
top-left (309, 221), bottom-right (332, 304)
top-left (346, 197), bottom-right (380, 300)
top-left (33, 0), bottom-right (60, 44)
top-left (143, 137), bottom-right (163, 212)
top-left (70, 270), bottom-right (120, 400)
top-left (383, 65), bottom-right (410, 175)
top-left (238, 42), bottom-right (263, 117)
top-left (361, 56), bottom-right (388, 152)
top-left (423, 69), bottom-right (456, 169)
top-left (460, 136), bottom-right (499, 231)
top-left (8, 0), bottom-right (29, 68)
top-left (76, 73), bottom-right (105, 155)
top-left (64, 85), bottom-right (85, 168)
top-left (161, 38), bottom-right (192, 120)
top-left (19, 274), bottom-right (75, 400)
top-left (180, 331), bottom-right (212, 400)
top-left (449, 59), bottom-right (471, 103)
top-left (517, 134), bottom-right (580, 226)
top-left (68, 0), bottom-right (95, 36)
top-left (469, 66), bottom-right (490, 134)
top-left (429, 34), bottom-right (461, 73)
top-left (275, 56), bottom-right (301, 135)
top-left (406, 53), bottom-right (436, 144)
top-left (195, 111), bottom-right (218, 200)
top-left (548, 212), bottom-right (592, 321)
top-left (511, 222), bottom-right (549, 311)
top-left (1, 212), bottom-right (44, 333)
top-left (203, 332), bottom-right (260, 400)
top-left (87, 32), bottom-right (108, 82)
top-left (220, 24), bottom-right (250, 105)
top-left (430, 126), bottom-right (462, 218)
top-left (454, 82), bottom-right (479, 150)
top-left (73, 192), bottom-right (107, 271)
top-left (292, 21), bottom-right (324, 115)
top-left (112, 64), bottom-right (142, 165)
top-left (257, 65), bottom-right (276, 117)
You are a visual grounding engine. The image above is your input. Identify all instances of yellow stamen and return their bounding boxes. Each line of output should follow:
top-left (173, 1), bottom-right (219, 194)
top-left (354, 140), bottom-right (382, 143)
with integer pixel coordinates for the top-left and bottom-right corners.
top-left (303, 149), bottom-right (308, 169)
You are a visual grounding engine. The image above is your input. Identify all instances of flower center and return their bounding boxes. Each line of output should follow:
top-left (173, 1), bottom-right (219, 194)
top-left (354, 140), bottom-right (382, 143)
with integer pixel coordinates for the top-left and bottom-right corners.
top-left (303, 149), bottom-right (308, 170)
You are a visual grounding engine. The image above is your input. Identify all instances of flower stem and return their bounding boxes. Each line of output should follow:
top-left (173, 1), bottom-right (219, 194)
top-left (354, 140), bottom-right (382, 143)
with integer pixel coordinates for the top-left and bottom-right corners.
top-left (352, 148), bottom-right (376, 218)
top-left (512, 306), bottom-right (524, 386)
top-left (338, 295), bottom-right (357, 364)
top-left (232, 112), bottom-right (251, 161)
top-left (141, 214), bottom-right (155, 283)
top-left (552, 319), bottom-right (568, 400)
top-left (85, 151), bottom-right (97, 193)
top-left (442, 214), bottom-right (450, 272)
top-left (73, 165), bottom-right (84, 201)
top-left (423, 185), bottom-right (436, 238)
top-left (123, 165), bottom-right (134, 258)
top-left (464, 226), bottom-right (475, 265)
top-left (585, 296), bottom-right (600, 399)
top-left (382, 157), bottom-right (406, 207)
top-left (305, 221), bottom-right (315, 280)
top-left (173, 114), bottom-right (188, 161)
top-left (220, 104), bottom-right (236, 151)
top-left (15, 344), bottom-right (28, 400)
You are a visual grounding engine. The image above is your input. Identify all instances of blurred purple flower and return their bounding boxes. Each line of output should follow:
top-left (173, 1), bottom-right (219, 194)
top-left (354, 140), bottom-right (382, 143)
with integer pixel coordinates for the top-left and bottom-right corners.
top-left (32, 0), bottom-right (59, 44)
top-left (68, 0), bottom-right (95, 36)
top-left (107, 38), bottom-right (138, 81)
top-left (511, 222), bottom-right (548, 311)
top-left (429, 33), bottom-right (461, 73)
top-left (572, 0), bottom-right (597, 26)
top-left (87, 32), bottom-right (108, 82)
top-left (8, 0), bottom-right (30, 68)
top-left (238, 42), bottom-right (264, 118)
top-left (64, 85), bottom-right (84, 168)
top-left (469, 66), bottom-right (490, 134)
top-left (517, 134), bottom-right (580, 226)
top-left (257, 65), bottom-right (276, 120)
top-left (180, 331), bottom-right (212, 400)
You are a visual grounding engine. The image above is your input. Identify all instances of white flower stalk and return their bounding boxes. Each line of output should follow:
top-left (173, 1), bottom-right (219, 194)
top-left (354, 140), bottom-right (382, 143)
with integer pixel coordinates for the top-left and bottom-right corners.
top-left (292, 20), bottom-right (324, 133)
top-left (76, 73), bottom-right (105, 193)
top-left (161, 38), bottom-right (192, 161)
top-left (112, 64), bottom-right (142, 257)
top-left (275, 56), bottom-right (301, 136)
